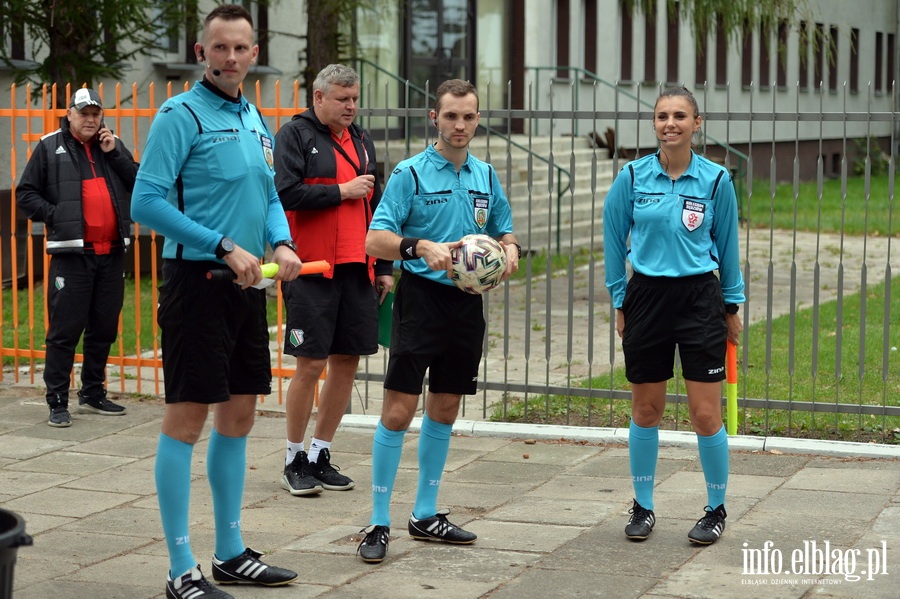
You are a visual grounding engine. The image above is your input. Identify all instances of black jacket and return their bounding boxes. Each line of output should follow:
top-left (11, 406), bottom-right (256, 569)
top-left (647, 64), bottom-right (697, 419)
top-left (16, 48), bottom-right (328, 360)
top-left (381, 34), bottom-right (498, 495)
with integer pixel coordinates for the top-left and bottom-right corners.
top-left (17, 117), bottom-right (138, 254)
top-left (274, 108), bottom-right (391, 279)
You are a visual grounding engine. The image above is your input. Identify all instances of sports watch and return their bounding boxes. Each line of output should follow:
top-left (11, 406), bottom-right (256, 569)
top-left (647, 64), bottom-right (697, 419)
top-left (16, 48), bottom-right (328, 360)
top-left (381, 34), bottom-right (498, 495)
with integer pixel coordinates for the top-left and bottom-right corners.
top-left (215, 236), bottom-right (235, 259)
top-left (725, 304), bottom-right (739, 315)
top-left (272, 239), bottom-right (297, 252)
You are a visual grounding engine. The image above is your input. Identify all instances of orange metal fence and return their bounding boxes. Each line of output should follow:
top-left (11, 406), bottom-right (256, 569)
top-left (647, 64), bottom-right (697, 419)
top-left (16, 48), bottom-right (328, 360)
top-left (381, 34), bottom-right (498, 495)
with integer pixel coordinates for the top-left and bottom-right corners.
top-left (0, 80), bottom-right (313, 403)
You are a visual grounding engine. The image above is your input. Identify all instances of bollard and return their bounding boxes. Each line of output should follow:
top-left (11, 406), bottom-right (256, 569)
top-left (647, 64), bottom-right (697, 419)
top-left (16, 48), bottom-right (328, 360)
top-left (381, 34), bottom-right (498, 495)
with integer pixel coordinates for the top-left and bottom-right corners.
top-left (0, 509), bottom-right (33, 599)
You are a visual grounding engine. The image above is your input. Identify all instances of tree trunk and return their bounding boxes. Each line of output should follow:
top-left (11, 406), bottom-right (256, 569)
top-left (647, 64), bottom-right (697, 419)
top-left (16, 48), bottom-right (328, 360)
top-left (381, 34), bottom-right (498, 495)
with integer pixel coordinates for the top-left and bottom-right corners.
top-left (304, 1), bottom-right (342, 105)
top-left (45, 0), bottom-right (94, 107)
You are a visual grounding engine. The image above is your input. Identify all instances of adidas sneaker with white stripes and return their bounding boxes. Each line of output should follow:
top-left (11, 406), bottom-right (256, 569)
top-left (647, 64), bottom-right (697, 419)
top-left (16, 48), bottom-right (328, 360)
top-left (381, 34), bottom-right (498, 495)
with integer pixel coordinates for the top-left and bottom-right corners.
top-left (408, 509), bottom-right (477, 544)
top-left (687, 504), bottom-right (727, 545)
top-left (166, 565), bottom-right (232, 599)
top-left (211, 547), bottom-right (298, 586)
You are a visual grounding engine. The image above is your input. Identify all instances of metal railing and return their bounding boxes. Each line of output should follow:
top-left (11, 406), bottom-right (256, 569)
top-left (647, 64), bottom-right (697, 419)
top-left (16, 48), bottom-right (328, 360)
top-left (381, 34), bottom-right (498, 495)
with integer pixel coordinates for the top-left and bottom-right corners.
top-left (525, 65), bottom-right (749, 210)
top-left (352, 57), bottom-right (574, 252)
top-left (0, 79), bottom-right (896, 443)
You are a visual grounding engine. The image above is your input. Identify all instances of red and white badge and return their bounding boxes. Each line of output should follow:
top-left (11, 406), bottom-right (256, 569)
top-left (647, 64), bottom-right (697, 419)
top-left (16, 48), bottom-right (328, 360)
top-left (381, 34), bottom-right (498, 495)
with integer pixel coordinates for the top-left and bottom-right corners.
top-left (681, 199), bottom-right (706, 232)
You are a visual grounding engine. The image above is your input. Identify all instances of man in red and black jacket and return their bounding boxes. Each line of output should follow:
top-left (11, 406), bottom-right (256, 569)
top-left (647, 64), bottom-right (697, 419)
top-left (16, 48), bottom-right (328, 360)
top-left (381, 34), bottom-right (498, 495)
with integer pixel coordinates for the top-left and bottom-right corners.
top-left (17, 88), bottom-right (138, 427)
top-left (274, 64), bottom-right (393, 496)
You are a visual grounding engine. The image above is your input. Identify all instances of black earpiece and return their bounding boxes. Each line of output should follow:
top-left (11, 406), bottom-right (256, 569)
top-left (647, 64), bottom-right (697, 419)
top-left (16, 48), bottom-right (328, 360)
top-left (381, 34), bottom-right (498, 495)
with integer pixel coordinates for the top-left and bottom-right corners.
top-left (198, 47), bottom-right (221, 76)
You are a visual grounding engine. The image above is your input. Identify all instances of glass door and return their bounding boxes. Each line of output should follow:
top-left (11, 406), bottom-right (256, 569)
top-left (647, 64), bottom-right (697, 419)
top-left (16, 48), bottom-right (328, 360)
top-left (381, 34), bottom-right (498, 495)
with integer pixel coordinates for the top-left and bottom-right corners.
top-left (405, 0), bottom-right (475, 108)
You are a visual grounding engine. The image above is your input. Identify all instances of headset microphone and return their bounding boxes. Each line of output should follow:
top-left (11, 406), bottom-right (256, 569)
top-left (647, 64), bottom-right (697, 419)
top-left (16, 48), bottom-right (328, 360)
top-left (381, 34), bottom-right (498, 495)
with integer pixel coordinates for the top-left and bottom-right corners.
top-left (199, 47), bottom-right (221, 76)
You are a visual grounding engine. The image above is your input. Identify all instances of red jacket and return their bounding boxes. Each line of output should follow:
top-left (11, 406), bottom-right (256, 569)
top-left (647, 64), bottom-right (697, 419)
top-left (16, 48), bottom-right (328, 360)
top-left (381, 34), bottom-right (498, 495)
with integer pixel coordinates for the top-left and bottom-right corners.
top-left (273, 108), bottom-right (391, 280)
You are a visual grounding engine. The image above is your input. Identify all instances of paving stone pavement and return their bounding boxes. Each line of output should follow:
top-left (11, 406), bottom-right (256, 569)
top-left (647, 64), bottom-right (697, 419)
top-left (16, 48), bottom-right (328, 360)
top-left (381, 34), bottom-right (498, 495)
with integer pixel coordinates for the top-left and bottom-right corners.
top-left (1, 228), bottom-right (896, 598)
top-left (2, 382), bottom-right (900, 599)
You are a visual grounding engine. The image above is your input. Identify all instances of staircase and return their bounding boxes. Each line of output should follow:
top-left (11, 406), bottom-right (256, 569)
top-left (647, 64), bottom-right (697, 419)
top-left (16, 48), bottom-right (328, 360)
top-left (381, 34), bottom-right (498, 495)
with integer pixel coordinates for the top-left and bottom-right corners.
top-left (378, 134), bottom-right (619, 255)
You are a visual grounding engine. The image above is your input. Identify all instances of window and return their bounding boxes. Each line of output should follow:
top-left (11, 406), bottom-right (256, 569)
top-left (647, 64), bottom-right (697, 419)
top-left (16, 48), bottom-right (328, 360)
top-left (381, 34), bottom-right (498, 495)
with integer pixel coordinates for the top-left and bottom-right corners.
top-left (695, 32), bottom-right (707, 86)
top-left (644, 10), bottom-right (657, 83)
top-left (0, 9), bottom-right (26, 61)
top-left (876, 32), bottom-right (884, 93)
top-left (850, 28), bottom-right (859, 93)
top-left (255, 0), bottom-right (270, 66)
top-left (759, 23), bottom-right (771, 89)
top-left (776, 21), bottom-right (788, 88)
top-left (828, 26), bottom-right (838, 92)
top-left (556, 0), bottom-right (570, 78)
top-left (799, 21), bottom-right (809, 91)
top-left (814, 23), bottom-right (824, 90)
top-left (741, 21), bottom-right (752, 87)
top-left (888, 34), bottom-right (895, 94)
top-left (666, 3), bottom-right (679, 84)
top-left (715, 14), bottom-right (727, 86)
top-left (584, 0), bottom-right (597, 76)
top-left (620, 8), bottom-right (633, 81)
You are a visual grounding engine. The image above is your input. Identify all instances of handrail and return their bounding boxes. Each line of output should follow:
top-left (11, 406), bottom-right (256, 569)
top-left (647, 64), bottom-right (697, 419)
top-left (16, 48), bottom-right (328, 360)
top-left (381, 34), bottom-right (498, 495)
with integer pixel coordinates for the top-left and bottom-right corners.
top-left (526, 65), bottom-right (749, 216)
top-left (351, 57), bottom-right (573, 252)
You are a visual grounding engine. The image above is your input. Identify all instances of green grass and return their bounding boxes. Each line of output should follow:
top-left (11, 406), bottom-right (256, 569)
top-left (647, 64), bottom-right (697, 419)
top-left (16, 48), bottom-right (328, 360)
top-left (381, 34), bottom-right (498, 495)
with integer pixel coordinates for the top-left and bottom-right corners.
top-left (744, 174), bottom-right (897, 236)
top-left (510, 247), bottom-right (599, 282)
top-left (492, 171), bottom-right (898, 442)
top-left (490, 275), bottom-right (900, 443)
top-left (1, 276), bottom-right (281, 366)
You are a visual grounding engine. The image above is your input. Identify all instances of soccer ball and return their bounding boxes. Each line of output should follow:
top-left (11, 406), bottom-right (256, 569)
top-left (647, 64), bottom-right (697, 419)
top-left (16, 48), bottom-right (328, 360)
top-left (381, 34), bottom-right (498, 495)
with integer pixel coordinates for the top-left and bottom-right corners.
top-left (450, 234), bottom-right (508, 294)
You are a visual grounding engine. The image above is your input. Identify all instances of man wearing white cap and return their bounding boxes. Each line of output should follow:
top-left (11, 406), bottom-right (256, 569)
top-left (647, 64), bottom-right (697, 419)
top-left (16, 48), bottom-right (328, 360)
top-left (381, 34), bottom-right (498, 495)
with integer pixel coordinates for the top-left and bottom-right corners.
top-left (17, 87), bottom-right (138, 427)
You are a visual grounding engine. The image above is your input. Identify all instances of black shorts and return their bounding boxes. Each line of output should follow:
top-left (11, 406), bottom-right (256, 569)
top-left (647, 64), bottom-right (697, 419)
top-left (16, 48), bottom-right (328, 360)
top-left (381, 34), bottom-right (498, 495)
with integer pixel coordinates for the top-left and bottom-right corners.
top-left (282, 263), bottom-right (378, 359)
top-left (384, 271), bottom-right (485, 396)
top-left (621, 271), bottom-right (728, 384)
top-left (157, 260), bottom-right (272, 403)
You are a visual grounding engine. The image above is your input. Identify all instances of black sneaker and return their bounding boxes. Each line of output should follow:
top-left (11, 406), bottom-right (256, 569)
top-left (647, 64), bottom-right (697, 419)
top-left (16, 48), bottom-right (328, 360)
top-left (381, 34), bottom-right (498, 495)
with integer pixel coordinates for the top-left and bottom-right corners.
top-left (408, 509), bottom-right (477, 544)
top-left (166, 565), bottom-right (232, 599)
top-left (212, 547), bottom-right (298, 586)
top-left (48, 406), bottom-right (72, 428)
top-left (281, 451), bottom-right (323, 496)
top-left (625, 499), bottom-right (656, 541)
top-left (357, 525), bottom-right (390, 563)
top-left (688, 504), bottom-right (727, 545)
top-left (78, 389), bottom-right (127, 415)
top-left (47, 394), bottom-right (71, 428)
top-left (309, 448), bottom-right (355, 491)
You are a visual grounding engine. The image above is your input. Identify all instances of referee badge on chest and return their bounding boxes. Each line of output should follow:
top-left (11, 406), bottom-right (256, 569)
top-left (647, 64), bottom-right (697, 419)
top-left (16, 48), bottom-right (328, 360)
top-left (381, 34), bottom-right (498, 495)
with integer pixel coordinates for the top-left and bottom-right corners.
top-left (260, 134), bottom-right (274, 171)
top-left (681, 199), bottom-right (706, 232)
top-left (472, 195), bottom-right (489, 228)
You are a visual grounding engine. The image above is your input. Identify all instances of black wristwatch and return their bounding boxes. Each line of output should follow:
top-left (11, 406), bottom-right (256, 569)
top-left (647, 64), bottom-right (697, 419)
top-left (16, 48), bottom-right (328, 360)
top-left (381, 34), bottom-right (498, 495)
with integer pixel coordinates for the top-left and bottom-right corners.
top-left (725, 304), bottom-right (739, 315)
top-left (272, 239), bottom-right (297, 252)
top-left (511, 243), bottom-right (522, 259)
top-left (215, 236), bottom-right (235, 259)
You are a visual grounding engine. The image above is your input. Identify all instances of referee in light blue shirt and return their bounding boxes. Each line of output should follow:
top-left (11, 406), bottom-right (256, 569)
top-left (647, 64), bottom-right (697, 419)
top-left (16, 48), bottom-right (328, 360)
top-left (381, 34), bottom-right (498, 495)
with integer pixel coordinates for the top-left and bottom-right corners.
top-left (357, 79), bottom-right (520, 564)
top-left (130, 5), bottom-right (301, 597)
top-left (604, 86), bottom-right (745, 547)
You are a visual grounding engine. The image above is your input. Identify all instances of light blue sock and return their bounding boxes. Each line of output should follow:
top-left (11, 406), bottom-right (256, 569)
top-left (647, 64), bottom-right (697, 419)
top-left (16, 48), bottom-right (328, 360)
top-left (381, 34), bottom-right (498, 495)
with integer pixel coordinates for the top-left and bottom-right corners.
top-left (371, 421), bottom-right (405, 527)
top-left (155, 433), bottom-right (196, 578)
top-left (629, 421), bottom-right (659, 511)
top-left (207, 429), bottom-right (247, 561)
top-left (697, 425), bottom-right (729, 509)
top-left (412, 415), bottom-right (453, 520)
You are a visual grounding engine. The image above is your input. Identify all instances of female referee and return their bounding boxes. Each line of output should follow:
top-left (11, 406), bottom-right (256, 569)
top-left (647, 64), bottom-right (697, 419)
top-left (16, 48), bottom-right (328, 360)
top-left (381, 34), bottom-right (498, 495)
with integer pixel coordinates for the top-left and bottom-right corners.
top-left (603, 85), bottom-right (745, 545)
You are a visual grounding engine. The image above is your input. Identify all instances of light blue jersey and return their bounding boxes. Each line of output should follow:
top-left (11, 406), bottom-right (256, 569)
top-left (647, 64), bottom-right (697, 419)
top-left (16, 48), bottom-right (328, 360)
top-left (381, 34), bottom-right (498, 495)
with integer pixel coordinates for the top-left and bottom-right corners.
top-left (603, 151), bottom-right (745, 308)
top-left (132, 81), bottom-right (290, 261)
top-left (370, 145), bottom-right (513, 285)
